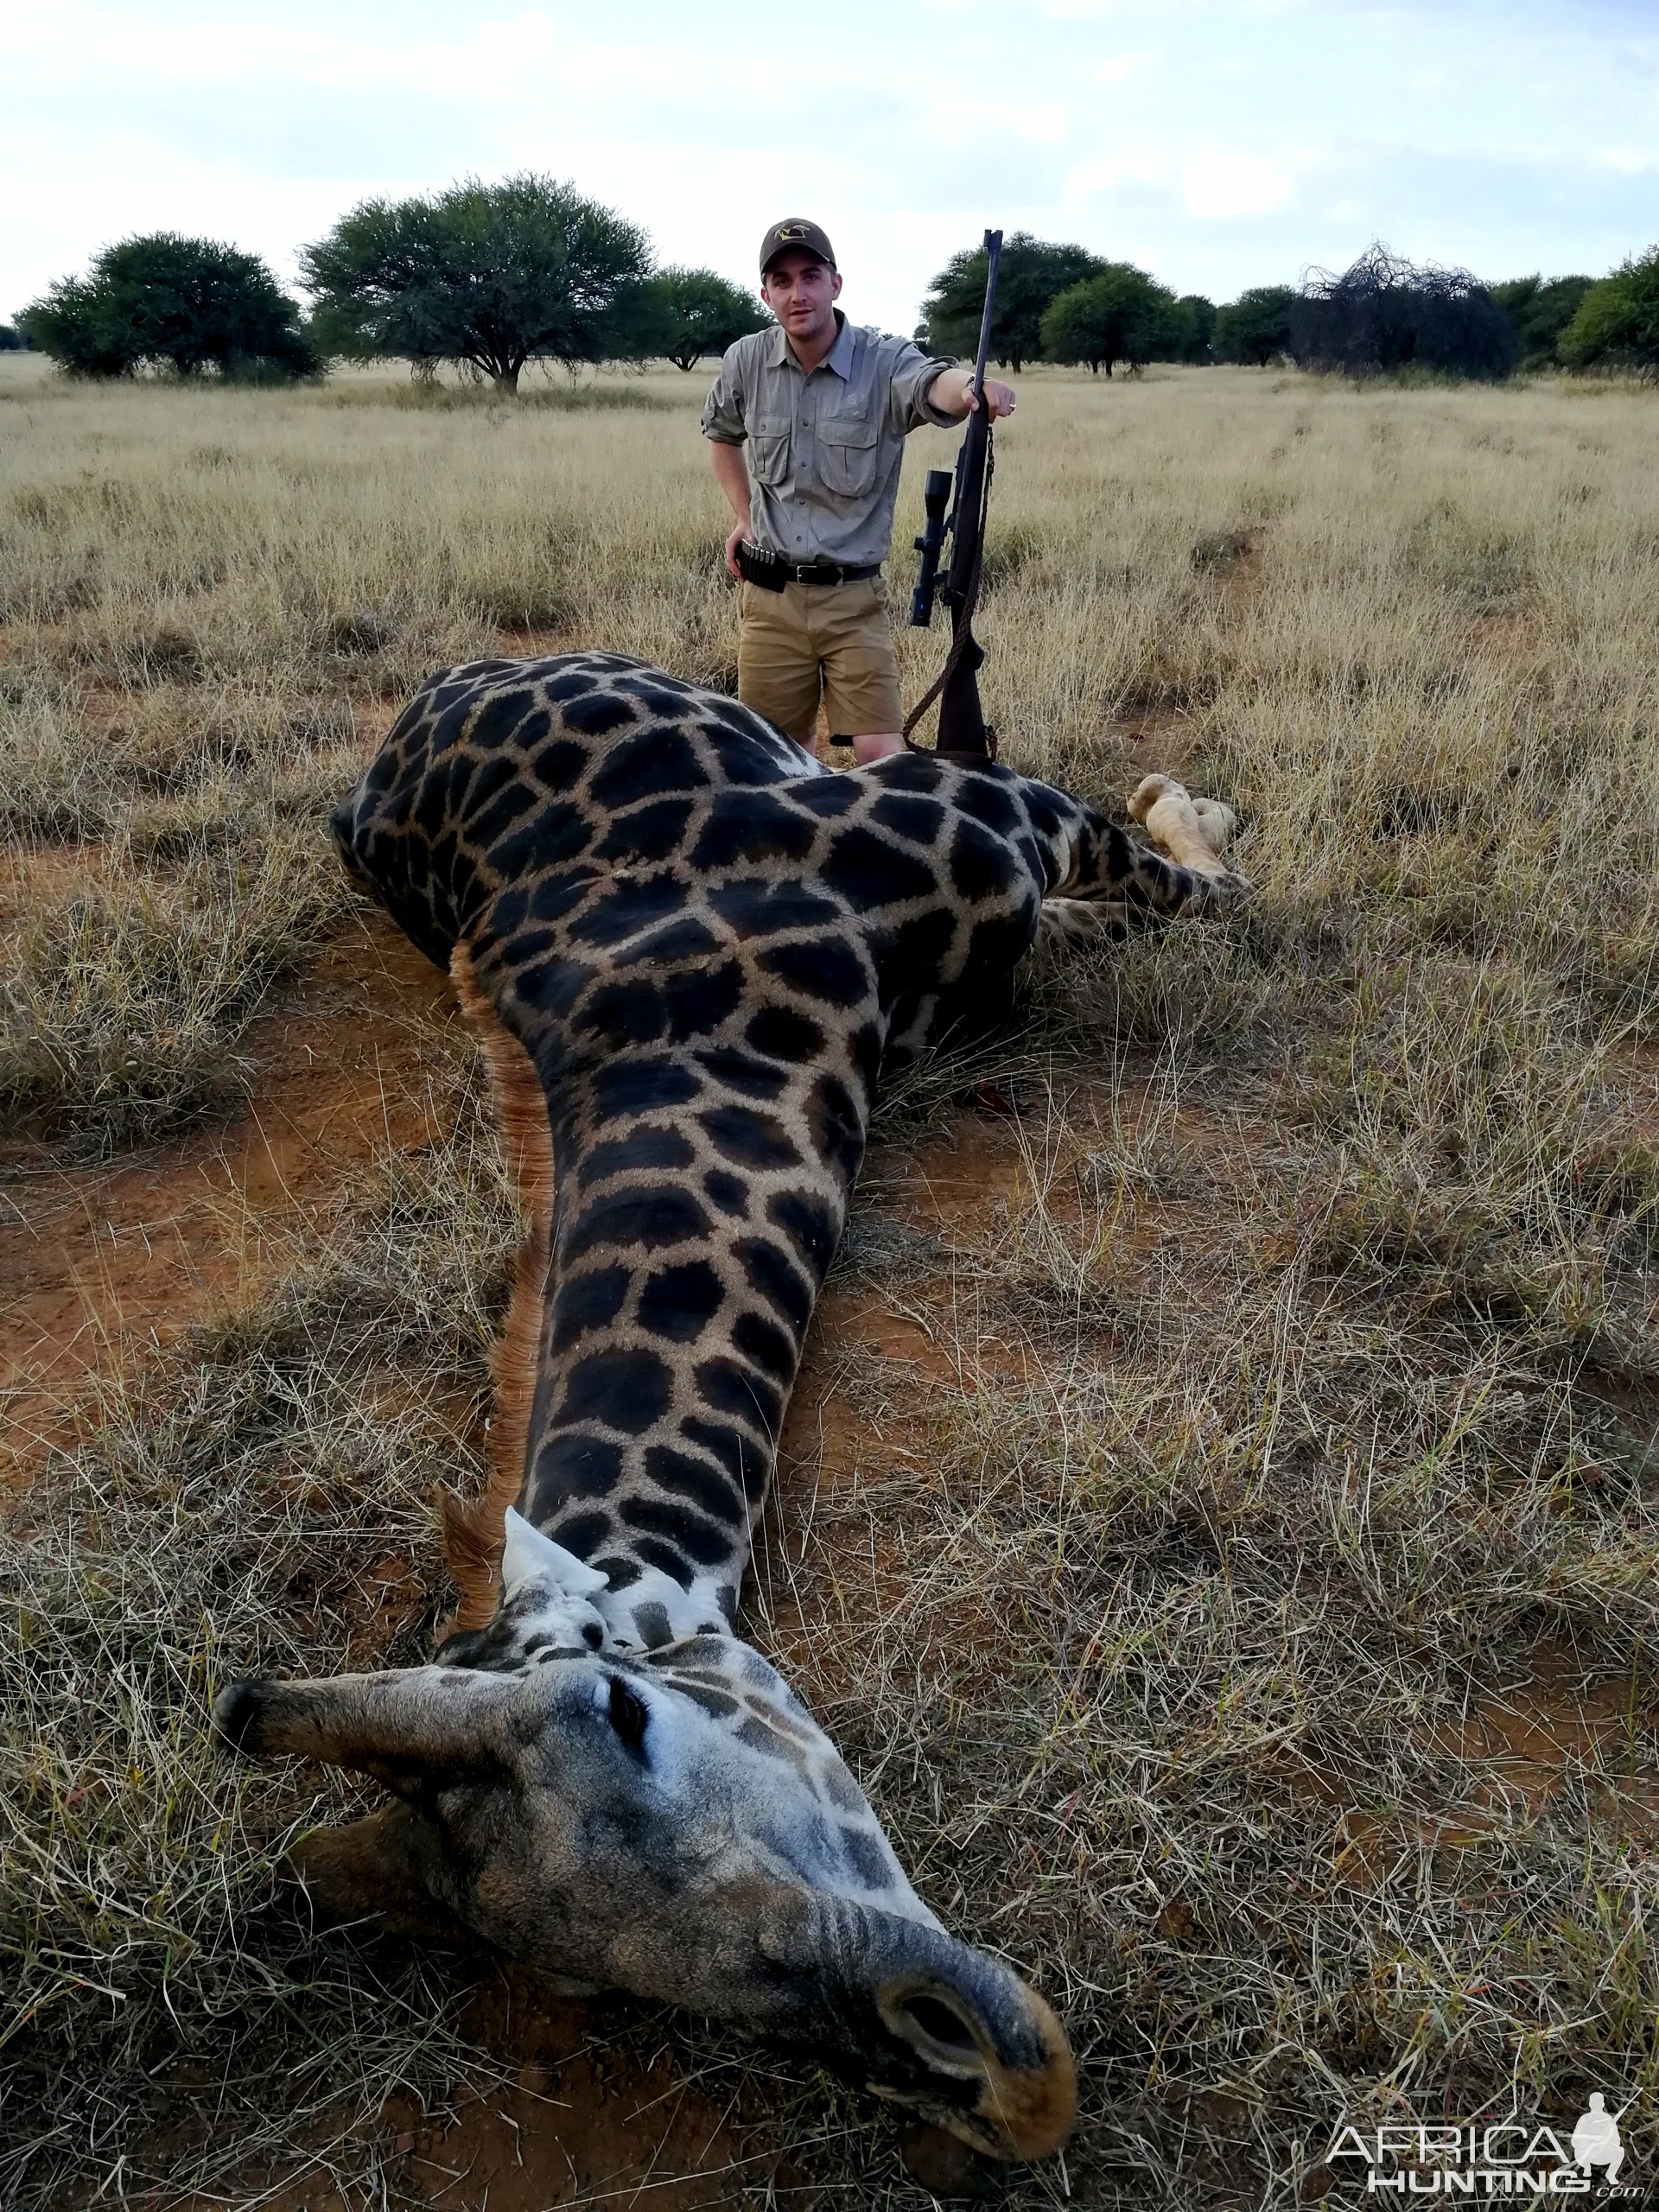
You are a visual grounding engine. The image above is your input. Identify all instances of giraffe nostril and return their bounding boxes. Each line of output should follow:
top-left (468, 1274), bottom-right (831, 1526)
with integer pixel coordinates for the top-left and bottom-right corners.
top-left (901, 1993), bottom-right (978, 2054)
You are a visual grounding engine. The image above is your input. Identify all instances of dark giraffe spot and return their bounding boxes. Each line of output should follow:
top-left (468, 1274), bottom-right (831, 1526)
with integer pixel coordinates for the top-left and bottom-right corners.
top-left (626, 677), bottom-right (697, 714)
top-left (664, 961), bottom-right (745, 1042)
top-left (563, 1188), bottom-right (710, 1264)
top-left (541, 667), bottom-right (600, 703)
top-left (682, 1416), bottom-right (769, 1504)
top-left (694, 1046), bottom-right (787, 1101)
top-left (576, 977), bottom-right (665, 1047)
top-left (532, 1431), bottom-right (624, 1501)
top-left (590, 1058), bottom-right (702, 1122)
top-left (579, 1127), bottom-right (696, 1189)
top-left (550, 1264), bottom-right (632, 1351)
top-left (822, 825), bottom-right (938, 907)
top-left (708, 879), bottom-right (842, 937)
top-left (569, 873), bottom-right (684, 950)
top-left (747, 1005), bottom-right (823, 1062)
top-left (561, 689), bottom-right (637, 737)
top-left (548, 1509), bottom-right (611, 1560)
top-left (630, 1537), bottom-right (694, 1588)
top-left (595, 797), bottom-right (696, 863)
top-left (694, 1357), bottom-right (782, 1436)
top-left (632, 913), bottom-right (719, 964)
top-left (1023, 786), bottom-right (1064, 838)
top-left (592, 1554), bottom-right (641, 1590)
top-left (691, 791), bottom-right (817, 870)
top-left (733, 1308), bottom-right (795, 1382)
top-left (760, 938), bottom-right (869, 1009)
top-left (528, 868), bottom-right (601, 925)
top-left (870, 791), bottom-right (944, 846)
top-left (559, 1348), bottom-right (672, 1433)
top-left (800, 775), bottom-right (861, 817)
top-left (822, 1759), bottom-right (865, 1812)
top-left (841, 1827), bottom-right (895, 1889)
top-left (471, 784), bottom-right (540, 851)
top-left (637, 1259), bottom-right (724, 1340)
top-left (699, 1103), bottom-right (800, 1173)
top-left (804, 1071), bottom-right (863, 1183)
top-left (631, 1600), bottom-right (675, 1648)
top-left (766, 1190), bottom-right (836, 1271)
top-left (966, 910), bottom-right (1033, 973)
top-left (736, 1236), bottom-right (814, 1331)
top-left (514, 954), bottom-right (595, 1019)
top-left (620, 1497), bottom-right (734, 1567)
top-left (532, 737), bottom-right (587, 788)
top-left (736, 1713), bottom-right (808, 1770)
top-left (881, 908), bottom-right (958, 988)
top-left (702, 1169), bottom-right (749, 1218)
top-left (949, 817), bottom-right (1011, 901)
top-left (589, 729), bottom-right (702, 804)
top-left (501, 926), bottom-right (556, 966)
top-left (677, 1682), bottom-right (741, 1721)
top-left (643, 1444), bottom-right (743, 1523)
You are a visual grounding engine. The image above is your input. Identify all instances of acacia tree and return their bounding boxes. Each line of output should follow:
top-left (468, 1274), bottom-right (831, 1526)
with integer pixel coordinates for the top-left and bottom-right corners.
top-left (1291, 245), bottom-right (1517, 380)
top-left (19, 234), bottom-right (315, 380)
top-left (1039, 264), bottom-right (1179, 375)
top-left (1213, 285), bottom-right (1295, 365)
top-left (301, 175), bottom-right (652, 394)
top-left (640, 268), bottom-right (768, 370)
top-left (1558, 246), bottom-right (1659, 377)
top-left (923, 234), bottom-right (1104, 373)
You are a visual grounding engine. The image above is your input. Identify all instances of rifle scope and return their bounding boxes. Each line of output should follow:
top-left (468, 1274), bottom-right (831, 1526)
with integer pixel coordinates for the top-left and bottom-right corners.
top-left (908, 468), bottom-right (953, 628)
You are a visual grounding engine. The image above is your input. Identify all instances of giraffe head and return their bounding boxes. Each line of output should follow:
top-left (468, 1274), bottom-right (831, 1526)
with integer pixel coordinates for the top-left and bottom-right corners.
top-left (214, 1514), bottom-right (1075, 2162)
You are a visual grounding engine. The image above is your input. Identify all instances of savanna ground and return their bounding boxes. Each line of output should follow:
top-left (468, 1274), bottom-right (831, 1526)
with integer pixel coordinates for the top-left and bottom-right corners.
top-left (3, 349), bottom-right (1659, 2210)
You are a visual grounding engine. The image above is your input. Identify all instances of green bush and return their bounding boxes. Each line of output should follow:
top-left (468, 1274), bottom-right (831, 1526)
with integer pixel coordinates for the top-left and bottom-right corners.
top-left (1490, 275), bottom-right (1593, 369)
top-left (1558, 245), bottom-right (1659, 376)
top-left (19, 236), bottom-right (316, 381)
top-left (1039, 264), bottom-right (1180, 375)
top-left (1213, 286), bottom-right (1296, 366)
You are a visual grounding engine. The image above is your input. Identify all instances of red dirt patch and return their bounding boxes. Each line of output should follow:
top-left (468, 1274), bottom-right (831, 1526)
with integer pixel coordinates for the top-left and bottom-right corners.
top-left (0, 909), bottom-right (454, 1493)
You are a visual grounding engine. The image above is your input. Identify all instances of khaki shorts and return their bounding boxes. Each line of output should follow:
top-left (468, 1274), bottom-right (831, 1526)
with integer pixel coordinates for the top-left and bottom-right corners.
top-left (736, 576), bottom-right (903, 749)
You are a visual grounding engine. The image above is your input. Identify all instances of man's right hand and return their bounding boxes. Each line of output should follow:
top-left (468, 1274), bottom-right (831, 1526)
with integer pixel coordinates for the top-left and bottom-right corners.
top-left (724, 524), bottom-right (748, 580)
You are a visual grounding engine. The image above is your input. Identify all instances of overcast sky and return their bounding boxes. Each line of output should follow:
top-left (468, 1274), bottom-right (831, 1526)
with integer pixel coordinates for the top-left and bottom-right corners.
top-left (6, 0), bottom-right (1656, 329)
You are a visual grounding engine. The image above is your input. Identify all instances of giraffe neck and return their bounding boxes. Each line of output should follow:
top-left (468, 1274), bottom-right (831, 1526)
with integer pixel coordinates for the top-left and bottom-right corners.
top-left (513, 1039), bottom-right (874, 1649)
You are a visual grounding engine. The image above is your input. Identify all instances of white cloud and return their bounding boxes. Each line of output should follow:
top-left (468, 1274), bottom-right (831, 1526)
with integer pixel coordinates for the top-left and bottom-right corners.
top-left (1182, 150), bottom-right (1296, 219)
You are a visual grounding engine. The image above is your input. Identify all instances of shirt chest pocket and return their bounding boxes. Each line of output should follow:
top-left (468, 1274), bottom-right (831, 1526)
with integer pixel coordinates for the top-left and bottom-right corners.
top-left (819, 397), bottom-right (880, 498)
top-left (749, 412), bottom-right (793, 488)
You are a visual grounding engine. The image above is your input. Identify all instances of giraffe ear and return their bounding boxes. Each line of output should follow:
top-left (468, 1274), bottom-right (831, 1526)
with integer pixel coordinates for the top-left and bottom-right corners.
top-left (500, 1509), bottom-right (609, 1602)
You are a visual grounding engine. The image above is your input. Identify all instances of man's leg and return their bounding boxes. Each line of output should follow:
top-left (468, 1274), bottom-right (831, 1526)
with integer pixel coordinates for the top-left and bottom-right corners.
top-left (736, 581), bottom-right (823, 751)
top-left (817, 578), bottom-right (905, 765)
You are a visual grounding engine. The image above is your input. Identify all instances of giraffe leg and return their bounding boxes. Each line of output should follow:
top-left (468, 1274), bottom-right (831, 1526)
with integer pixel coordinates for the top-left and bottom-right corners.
top-left (441, 941), bottom-right (556, 1632)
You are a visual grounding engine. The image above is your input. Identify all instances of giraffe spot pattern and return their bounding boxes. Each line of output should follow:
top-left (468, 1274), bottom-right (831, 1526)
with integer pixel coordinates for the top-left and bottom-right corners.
top-left (334, 652), bottom-right (1226, 1622)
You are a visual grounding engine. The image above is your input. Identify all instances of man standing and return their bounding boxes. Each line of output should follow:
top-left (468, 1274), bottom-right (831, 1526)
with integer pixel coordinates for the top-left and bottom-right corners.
top-left (702, 219), bottom-right (1015, 766)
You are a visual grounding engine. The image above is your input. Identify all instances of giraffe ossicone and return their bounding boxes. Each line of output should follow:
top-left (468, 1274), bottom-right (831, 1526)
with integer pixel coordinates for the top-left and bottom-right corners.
top-left (214, 651), bottom-right (1247, 2163)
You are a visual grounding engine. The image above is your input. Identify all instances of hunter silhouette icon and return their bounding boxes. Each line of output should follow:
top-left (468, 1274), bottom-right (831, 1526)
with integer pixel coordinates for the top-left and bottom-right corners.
top-left (1572, 2094), bottom-right (1624, 2184)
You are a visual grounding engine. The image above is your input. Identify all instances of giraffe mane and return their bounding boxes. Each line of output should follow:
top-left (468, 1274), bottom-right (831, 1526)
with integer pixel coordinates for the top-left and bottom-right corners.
top-left (441, 939), bottom-right (555, 1630)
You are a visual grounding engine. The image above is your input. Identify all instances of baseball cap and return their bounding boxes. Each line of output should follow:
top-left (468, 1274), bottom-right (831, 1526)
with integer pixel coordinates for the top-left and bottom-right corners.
top-left (760, 219), bottom-right (836, 276)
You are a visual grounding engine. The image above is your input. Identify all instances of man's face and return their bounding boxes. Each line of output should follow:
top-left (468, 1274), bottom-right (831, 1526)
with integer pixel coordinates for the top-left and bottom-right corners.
top-left (762, 251), bottom-right (842, 346)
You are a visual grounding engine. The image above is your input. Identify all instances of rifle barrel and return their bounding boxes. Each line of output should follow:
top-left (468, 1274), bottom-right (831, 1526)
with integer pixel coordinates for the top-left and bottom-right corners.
top-left (970, 227), bottom-right (1003, 403)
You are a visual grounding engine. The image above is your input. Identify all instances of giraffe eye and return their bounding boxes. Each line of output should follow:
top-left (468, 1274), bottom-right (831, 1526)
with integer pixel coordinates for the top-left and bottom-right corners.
top-left (607, 1676), bottom-right (650, 1752)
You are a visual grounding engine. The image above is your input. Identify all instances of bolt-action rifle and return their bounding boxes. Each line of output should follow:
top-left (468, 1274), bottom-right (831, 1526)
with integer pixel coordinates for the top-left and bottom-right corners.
top-left (906, 226), bottom-right (1002, 760)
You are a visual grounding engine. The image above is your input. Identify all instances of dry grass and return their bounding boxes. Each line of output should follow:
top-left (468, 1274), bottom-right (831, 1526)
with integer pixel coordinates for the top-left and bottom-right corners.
top-left (4, 351), bottom-right (1659, 2205)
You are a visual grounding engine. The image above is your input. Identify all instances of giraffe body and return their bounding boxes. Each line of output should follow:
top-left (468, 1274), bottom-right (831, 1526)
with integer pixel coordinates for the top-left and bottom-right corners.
top-left (217, 651), bottom-right (1246, 2159)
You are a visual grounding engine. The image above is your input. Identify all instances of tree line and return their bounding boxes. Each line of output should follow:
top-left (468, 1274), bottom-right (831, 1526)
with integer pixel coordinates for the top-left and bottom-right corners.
top-left (10, 175), bottom-right (1659, 387)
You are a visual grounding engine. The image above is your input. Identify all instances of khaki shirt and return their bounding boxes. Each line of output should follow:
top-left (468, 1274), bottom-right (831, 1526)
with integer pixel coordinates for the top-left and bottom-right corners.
top-left (702, 313), bottom-right (957, 568)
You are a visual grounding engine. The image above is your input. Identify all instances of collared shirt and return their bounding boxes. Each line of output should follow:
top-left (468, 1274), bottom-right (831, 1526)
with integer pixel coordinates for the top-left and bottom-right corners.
top-left (702, 313), bottom-right (957, 568)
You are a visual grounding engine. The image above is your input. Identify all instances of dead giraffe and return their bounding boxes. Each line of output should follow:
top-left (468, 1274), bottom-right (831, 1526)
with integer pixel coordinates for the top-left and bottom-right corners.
top-left (214, 652), bottom-right (1244, 2162)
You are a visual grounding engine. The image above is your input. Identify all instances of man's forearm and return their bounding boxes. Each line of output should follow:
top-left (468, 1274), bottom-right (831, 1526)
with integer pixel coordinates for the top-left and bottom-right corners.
top-left (929, 365), bottom-right (1016, 421)
top-left (709, 440), bottom-right (753, 531)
